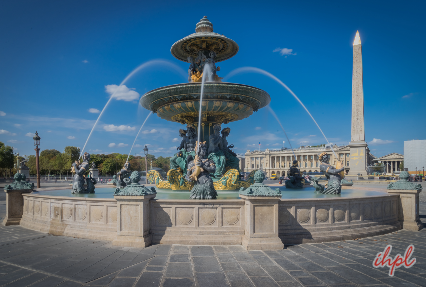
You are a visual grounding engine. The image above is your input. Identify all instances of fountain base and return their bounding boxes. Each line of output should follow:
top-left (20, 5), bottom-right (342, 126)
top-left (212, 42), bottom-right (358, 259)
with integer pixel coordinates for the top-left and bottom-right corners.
top-left (148, 169), bottom-right (257, 191)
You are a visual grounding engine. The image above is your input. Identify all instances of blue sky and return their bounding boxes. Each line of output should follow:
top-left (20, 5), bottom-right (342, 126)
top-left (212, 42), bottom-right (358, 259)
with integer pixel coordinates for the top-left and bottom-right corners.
top-left (1, 0), bottom-right (425, 159)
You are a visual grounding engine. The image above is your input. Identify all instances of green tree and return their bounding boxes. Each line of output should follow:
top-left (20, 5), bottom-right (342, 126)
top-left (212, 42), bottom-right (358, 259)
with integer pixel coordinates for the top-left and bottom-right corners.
top-left (399, 161), bottom-right (404, 171)
top-left (100, 158), bottom-right (117, 175)
top-left (63, 146), bottom-right (80, 171)
top-left (27, 155), bottom-right (37, 175)
top-left (154, 156), bottom-right (171, 172)
top-left (40, 149), bottom-right (60, 176)
top-left (53, 153), bottom-right (67, 178)
top-left (0, 142), bottom-right (14, 177)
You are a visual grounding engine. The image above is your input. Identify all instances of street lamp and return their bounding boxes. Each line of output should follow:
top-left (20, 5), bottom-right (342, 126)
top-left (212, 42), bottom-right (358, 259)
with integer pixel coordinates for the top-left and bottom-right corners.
top-left (33, 131), bottom-right (41, 188)
top-left (143, 145), bottom-right (148, 184)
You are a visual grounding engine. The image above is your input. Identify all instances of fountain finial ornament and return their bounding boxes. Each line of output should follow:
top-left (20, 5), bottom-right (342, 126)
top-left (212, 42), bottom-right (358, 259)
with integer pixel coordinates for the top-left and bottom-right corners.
top-left (239, 170), bottom-right (281, 197)
top-left (388, 171), bottom-right (422, 190)
top-left (5, 173), bottom-right (34, 190)
top-left (114, 171), bottom-right (157, 196)
top-left (195, 16), bottom-right (213, 33)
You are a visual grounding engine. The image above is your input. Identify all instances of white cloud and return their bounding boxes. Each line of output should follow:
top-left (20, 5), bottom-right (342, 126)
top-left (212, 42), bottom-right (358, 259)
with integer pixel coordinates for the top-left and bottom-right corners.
top-left (25, 132), bottom-right (34, 137)
top-left (0, 130), bottom-right (16, 136)
top-left (368, 138), bottom-right (394, 145)
top-left (103, 124), bottom-right (136, 132)
top-left (142, 129), bottom-right (158, 134)
top-left (255, 127), bottom-right (261, 130)
top-left (108, 143), bottom-right (128, 148)
top-left (273, 48), bottom-right (297, 56)
top-left (14, 124), bottom-right (21, 127)
top-left (105, 84), bottom-right (140, 102)
top-left (89, 149), bottom-right (102, 153)
top-left (0, 111), bottom-right (5, 116)
top-left (172, 138), bottom-right (179, 142)
top-left (82, 60), bottom-right (88, 63)
top-left (8, 140), bottom-right (18, 143)
top-left (67, 136), bottom-right (75, 139)
top-left (402, 93), bottom-right (416, 99)
top-left (272, 143), bottom-right (280, 146)
top-left (88, 108), bottom-right (100, 114)
top-left (309, 135), bottom-right (316, 137)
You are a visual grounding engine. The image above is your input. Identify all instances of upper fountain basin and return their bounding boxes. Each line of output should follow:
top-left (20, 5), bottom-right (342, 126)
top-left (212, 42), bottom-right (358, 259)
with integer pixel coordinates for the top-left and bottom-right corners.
top-left (140, 82), bottom-right (271, 124)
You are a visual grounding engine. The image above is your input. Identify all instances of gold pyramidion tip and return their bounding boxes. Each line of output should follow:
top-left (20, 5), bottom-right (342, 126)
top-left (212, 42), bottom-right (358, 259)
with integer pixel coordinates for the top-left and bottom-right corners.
top-left (353, 31), bottom-right (361, 46)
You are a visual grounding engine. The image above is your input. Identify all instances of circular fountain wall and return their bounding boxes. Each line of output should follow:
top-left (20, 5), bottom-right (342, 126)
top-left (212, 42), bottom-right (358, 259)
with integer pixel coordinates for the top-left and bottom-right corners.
top-left (19, 186), bottom-right (401, 246)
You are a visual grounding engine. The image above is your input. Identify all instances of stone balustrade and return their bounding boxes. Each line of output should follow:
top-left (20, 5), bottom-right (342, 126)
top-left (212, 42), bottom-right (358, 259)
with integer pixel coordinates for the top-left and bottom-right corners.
top-left (16, 191), bottom-right (416, 250)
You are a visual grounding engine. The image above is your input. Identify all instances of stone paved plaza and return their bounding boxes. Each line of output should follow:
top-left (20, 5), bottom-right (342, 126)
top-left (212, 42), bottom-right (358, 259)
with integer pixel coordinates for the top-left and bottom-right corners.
top-left (0, 183), bottom-right (425, 286)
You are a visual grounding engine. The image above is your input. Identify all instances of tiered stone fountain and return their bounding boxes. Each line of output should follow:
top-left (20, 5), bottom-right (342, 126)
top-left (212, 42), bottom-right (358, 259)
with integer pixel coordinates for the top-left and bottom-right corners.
top-left (142, 16), bottom-right (270, 190)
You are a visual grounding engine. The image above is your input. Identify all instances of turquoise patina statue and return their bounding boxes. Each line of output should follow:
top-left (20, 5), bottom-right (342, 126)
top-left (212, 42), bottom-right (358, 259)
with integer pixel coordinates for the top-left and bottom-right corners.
top-left (186, 142), bottom-right (217, 199)
top-left (4, 173), bottom-right (34, 190)
top-left (221, 127), bottom-right (240, 171)
top-left (208, 123), bottom-right (226, 178)
top-left (240, 170), bottom-right (281, 196)
top-left (170, 126), bottom-right (197, 174)
top-left (116, 161), bottom-right (131, 188)
top-left (114, 171), bottom-right (157, 196)
top-left (72, 152), bottom-right (96, 194)
top-left (314, 152), bottom-right (345, 194)
top-left (388, 171), bottom-right (422, 190)
top-left (285, 160), bottom-right (304, 189)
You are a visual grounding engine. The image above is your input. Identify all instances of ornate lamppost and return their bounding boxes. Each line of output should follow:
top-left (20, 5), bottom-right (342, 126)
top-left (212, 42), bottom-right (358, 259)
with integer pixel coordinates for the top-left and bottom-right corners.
top-left (143, 145), bottom-right (148, 184)
top-left (33, 131), bottom-right (41, 188)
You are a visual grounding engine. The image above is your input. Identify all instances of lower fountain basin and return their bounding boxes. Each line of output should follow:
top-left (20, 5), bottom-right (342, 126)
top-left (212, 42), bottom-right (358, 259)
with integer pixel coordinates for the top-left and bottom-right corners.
top-left (20, 185), bottom-right (400, 246)
top-left (33, 186), bottom-right (388, 200)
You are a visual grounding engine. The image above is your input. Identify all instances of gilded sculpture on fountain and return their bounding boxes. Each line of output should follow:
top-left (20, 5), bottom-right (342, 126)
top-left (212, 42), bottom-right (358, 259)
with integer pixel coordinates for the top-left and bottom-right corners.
top-left (143, 16), bottom-right (270, 191)
top-left (186, 142), bottom-right (217, 199)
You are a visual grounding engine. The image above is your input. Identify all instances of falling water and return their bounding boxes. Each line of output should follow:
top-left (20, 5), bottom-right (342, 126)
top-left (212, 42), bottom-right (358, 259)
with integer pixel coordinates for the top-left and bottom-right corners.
top-left (126, 111), bottom-right (153, 162)
top-left (224, 67), bottom-right (338, 158)
top-left (267, 106), bottom-right (296, 159)
top-left (80, 59), bottom-right (187, 158)
top-left (197, 64), bottom-right (212, 145)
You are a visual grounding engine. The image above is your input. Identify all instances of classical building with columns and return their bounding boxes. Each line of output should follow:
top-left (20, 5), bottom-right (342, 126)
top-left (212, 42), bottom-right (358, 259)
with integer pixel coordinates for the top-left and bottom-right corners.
top-left (244, 145), bottom-right (375, 177)
top-left (372, 153), bottom-right (404, 174)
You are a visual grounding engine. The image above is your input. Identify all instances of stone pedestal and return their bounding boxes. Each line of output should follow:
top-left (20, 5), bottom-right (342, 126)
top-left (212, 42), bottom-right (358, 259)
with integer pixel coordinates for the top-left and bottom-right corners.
top-left (240, 195), bottom-right (284, 250)
top-left (89, 168), bottom-right (99, 179)
top-left (112, 194), bottom-right (156, 248)
top-left (3, 189), bottom-right (32, 226)
top-left (347, 141), bottom-right (368, 176)
top-left (387, 189), bottom-right (423, 231)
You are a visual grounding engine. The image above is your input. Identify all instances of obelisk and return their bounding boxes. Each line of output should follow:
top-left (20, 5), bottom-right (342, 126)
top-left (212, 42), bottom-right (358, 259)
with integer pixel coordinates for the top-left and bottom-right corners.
top-left (348, 31), bottom-right (368, 176)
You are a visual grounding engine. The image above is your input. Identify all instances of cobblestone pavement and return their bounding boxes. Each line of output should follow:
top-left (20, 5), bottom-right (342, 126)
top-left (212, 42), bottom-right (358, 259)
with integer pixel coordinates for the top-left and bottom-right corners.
top-left (0, 183), bottom-right (425, 286)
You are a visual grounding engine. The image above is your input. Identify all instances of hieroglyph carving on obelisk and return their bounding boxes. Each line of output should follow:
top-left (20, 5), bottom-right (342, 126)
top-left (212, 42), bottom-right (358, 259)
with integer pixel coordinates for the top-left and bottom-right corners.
top-left (351, 31), bottom-right (365, 142)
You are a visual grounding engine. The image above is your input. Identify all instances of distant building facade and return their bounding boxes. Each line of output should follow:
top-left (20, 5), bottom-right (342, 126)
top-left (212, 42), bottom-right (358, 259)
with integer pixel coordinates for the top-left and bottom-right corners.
top-left (404, 140), bottom-right (426, 173)
top-left (372, 153), bottom-right (404, 174)
top-left (237, 154), bottom-right (245, 173)
top-left (244, 145), bottom-right (374, 177)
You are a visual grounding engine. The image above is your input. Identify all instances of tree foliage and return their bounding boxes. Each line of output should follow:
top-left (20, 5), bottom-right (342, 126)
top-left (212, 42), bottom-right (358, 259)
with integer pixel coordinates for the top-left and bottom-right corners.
top-left (2, 144), bottom-right (171, 176)
top-left (0, 141), bottom-right (14, 176)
